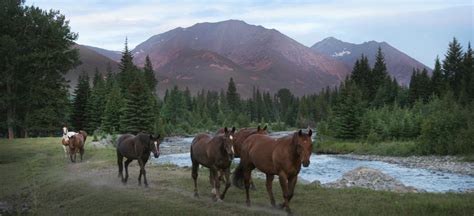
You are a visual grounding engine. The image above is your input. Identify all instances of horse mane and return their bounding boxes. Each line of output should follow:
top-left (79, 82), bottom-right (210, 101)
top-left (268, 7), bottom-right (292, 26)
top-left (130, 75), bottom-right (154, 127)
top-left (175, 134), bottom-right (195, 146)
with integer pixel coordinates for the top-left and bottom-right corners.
top-left (136, 133), bottom-right (151, 148)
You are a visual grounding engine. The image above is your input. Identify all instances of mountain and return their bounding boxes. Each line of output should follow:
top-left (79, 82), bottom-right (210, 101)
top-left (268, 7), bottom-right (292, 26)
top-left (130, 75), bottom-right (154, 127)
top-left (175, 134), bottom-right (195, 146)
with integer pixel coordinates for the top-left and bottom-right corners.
top-left (65, 44), bottom-right (119, 89)
top-left (132, 20), bottom-right (350, 96)
top-left (82, 45), bottom-right (121, 62)
top-left (311, 37), bottom-right (431, 85)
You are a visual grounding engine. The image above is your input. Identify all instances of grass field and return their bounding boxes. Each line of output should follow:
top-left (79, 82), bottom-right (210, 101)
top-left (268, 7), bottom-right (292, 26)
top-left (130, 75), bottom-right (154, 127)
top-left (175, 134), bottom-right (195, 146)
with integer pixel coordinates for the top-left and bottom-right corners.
top-left (0, 138), bottom-right (473, 215)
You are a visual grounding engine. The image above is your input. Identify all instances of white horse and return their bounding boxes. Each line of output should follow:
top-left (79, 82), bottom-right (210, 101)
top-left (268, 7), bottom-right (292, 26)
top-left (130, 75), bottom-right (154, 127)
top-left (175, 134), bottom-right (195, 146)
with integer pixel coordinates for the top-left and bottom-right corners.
top-left (61, 127), bottom-right (77, 158)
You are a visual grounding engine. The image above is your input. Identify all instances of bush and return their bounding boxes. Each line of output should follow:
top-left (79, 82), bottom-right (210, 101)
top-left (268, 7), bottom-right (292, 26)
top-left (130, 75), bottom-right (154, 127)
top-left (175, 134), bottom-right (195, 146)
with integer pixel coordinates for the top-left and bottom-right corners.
top-left (418, 94), bottom-right (470, 155)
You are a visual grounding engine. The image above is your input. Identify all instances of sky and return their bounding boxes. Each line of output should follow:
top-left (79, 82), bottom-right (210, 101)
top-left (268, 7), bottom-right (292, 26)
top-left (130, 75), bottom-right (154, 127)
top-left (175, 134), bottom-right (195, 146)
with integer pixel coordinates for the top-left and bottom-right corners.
top-left (27, 0), bottom-right (473, 67)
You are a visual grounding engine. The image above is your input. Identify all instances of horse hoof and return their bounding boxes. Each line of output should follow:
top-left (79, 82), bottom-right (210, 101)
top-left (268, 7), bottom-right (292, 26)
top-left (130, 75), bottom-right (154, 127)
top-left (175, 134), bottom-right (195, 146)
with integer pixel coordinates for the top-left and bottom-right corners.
top-left (246, 201), bottom-right (251, 207)
top-left (250, 185), bottom-right (257, 191)
top-left (144, 184), bottom-right (149, 188)
top-left (278, 203), bottom-right (285, 209)
top-left (194, 193), bottom-right (199, 198)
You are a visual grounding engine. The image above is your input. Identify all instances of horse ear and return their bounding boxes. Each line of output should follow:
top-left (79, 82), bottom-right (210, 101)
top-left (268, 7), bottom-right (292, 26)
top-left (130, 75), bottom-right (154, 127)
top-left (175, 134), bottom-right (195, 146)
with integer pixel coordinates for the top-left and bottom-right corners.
top-left (156, 134), bottom-right (161, 139)
top-left (149, 134), bottom-right (153, 139)
top-left (263, 125), bottom-right (267, 131)
top-left (257, 125), bottom-right (261, 131)
top-left (308, 129), bottom-right (313, 137)
top-left (224, 127), bottom-right (228, 134)
top-left (298, 129), bottom-right (303, 136)
top-left (231, 127), bottom-right (236, 133)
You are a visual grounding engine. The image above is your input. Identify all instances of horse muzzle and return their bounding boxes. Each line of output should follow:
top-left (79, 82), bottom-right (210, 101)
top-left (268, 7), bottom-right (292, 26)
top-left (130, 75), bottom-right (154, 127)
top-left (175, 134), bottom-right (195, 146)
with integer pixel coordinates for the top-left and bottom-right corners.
top-left (302, 160), bottom-right (310, 167)
top-left (153, 152), bottom-right (160, 158)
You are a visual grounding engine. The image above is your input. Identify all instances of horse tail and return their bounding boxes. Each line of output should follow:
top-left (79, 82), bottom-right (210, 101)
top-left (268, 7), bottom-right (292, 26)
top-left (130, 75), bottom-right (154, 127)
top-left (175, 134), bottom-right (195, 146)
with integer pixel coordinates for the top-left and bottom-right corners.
top-left (232, 162), bottom-right (245, 189)
top-left (79, 130), bottom-right (88, 142)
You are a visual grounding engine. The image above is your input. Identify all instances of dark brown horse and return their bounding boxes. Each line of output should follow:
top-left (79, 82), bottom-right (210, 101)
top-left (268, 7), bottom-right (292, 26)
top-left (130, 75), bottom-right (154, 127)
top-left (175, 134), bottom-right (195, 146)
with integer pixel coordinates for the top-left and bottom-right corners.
top-left (68, 130), bottom-right (88, 163)
top-left (233, 129), bottom-right (313, 214)
top-left (216, 126), bottom-right (268, 190)
top-left (191, 127), bottom-right (235, 201)
top-left (216, 126), bottom-right (268, 158)
top-left (116, 133), bottom-right (161, 187)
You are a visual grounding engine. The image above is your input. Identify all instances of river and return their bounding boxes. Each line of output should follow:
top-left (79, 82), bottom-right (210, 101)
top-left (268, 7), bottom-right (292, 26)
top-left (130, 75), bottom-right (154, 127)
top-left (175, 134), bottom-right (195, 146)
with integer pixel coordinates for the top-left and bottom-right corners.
top-left (150, 132), bottom-right (474, 193)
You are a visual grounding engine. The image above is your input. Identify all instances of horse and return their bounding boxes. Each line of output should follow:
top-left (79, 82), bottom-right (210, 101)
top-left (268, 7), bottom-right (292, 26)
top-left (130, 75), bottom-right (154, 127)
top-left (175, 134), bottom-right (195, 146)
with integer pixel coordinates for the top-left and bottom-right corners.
top-left (61, 126), bottom-right (78, 158)
top-left (191, 127), bottom-right (235, 201)
top-left (216, 126), bottom-right (268, 190)
top-left (233, 129), bottom-right (313, 214)
top-left (68, 130), bottom-right (88, 163)
top-left (116, 133), bottom-right (161, 187)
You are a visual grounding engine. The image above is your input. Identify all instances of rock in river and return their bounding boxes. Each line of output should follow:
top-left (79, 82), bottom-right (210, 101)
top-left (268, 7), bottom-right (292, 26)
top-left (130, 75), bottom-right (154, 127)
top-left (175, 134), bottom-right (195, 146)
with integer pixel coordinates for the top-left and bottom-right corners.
top-left (324, 166), bottom-right (421, 193)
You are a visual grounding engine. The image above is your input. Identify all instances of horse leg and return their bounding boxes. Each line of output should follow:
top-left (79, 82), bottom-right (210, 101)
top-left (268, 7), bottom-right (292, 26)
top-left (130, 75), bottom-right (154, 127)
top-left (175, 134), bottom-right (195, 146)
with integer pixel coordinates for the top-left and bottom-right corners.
top-left (288, 175), bottom-right (298, 202)
top-left (244, 167), bottom-right (252, 207)
top-left (278, 173), bottom-right (291, 214)
top-left (219, 168), bottom-right (231, 200)
top-left (211, 168), bottom-right (221, 201)
top-left (209, 169), bottom-right (215, 187)
top-left (123, 158), bottom-right (133, 184)
top-left (80, 148), bottom-right (84, 162)
top-left (266, 174), bottom-right (276, 207)
top-left (192, 161), bottom-right (199, 197)
top-left (138, 159), bottom-right (148, 187)
top-left (117, 152), bottom-right (124, 178)
top-left (62, 145), bottom-right (68, 158)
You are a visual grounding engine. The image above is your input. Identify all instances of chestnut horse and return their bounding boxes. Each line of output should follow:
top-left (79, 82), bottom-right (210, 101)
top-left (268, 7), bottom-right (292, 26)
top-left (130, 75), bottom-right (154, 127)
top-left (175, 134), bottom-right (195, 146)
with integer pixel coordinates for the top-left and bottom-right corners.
top-left (233, 129), bottom-right (313, 214)
top-left (191, 127), bottom-right (235, 201)
top-left (116, 133), bottom-right (161, 187)
top-left (216, 126), bottom-right (268, 190)
top-left (68, 130), bottom-right (88, 163)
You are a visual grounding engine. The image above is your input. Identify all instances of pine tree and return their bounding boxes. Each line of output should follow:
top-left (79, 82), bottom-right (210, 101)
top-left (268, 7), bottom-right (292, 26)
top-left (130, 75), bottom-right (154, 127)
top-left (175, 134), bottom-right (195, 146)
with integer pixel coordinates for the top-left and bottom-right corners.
top-left (143, 55), bottom-right (157, 91)
top-left (333, 78), bottom-right (363, 139)
top-left (226, 77), bottom-right (240, 112)
top-left (120, 75), bottom-right (155, 134)
top-left (442, 37), bottom-right (464, 96)
top-left (85, 69), bottom-right (107, 134)
top-left (71, 72), bottom-right (91, 130)
top-left (117, 38), bottom-right (138, 91)
top-left (431, 56), bottom-right (444, 97)
top-left (102, 80), bottom-right (123, 133)
top-left (370, 47), bottom-right (389, 102)
top-left (1, 1), bottom-right (79, 138)
top-left (461, 43), bottom-right (473, 103)
top-left (350, 55), bottom-right (372, 101)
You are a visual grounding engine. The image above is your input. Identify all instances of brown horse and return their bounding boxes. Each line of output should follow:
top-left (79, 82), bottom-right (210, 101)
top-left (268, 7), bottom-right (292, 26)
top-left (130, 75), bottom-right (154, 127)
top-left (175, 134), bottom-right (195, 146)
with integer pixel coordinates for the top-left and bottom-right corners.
top-left (233, 129), bottom-right (313, 214)
top-left (68, 130), bottom-right (88, 163)
top-left (191, 127), bottom-right (235, 201)
top-left (116, 133), bottom-right (161, 187)
top-left (216, 126), bottom-right (268, 158)
top-left (216, 126), bottom-right (268, 190)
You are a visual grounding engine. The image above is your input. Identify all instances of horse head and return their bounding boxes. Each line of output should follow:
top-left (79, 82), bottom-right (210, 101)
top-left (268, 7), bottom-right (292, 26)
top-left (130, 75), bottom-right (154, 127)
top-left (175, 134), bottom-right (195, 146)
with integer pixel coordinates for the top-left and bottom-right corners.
top-left (62, 126), bottom-right (68, 137)
top-left (149, 134), bottom-right (161, 158)
top-left (292, 129), bottom-right (313, 167)
top-left (256, 125), bottom-right (268, 135)
top-left (222, 127), bottom-right (236, 161)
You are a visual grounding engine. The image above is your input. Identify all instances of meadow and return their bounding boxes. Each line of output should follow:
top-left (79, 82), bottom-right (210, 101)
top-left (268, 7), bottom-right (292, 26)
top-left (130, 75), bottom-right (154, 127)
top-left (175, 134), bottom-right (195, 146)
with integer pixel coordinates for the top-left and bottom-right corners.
top-left (0, 138), bottom-right (473, 215)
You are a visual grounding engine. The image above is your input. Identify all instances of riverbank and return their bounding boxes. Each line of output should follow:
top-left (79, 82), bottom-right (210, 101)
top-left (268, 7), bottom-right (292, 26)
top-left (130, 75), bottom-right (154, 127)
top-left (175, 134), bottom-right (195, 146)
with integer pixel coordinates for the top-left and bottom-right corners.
top-left (334, 154), bottom-right (474, 176)
top-left (1, 138), bottom-right (473, 215)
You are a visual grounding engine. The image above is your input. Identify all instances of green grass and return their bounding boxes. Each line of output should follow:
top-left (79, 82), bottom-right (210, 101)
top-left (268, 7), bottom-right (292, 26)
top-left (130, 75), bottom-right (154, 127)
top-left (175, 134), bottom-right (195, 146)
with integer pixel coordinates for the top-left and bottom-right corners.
top-left (1, 138), bottom-right (473, 215)
top-left (315, 139), bottom-right (419, 156)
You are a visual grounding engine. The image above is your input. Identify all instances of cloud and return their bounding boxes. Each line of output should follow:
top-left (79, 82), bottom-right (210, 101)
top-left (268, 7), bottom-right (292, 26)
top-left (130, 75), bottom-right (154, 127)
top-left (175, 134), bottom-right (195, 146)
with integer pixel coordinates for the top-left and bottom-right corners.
top-left (25, 0), bottom-right (473, 66)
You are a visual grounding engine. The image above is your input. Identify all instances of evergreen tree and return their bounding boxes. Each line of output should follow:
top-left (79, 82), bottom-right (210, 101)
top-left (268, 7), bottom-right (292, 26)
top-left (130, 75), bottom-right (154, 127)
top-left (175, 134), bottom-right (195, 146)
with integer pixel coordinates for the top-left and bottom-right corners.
top-left (332, 78), bottom-right (364, 139)
top-left (1, 1), bottom-right (79, 138)
top-left (461, 43), bottom-right (473, 103)
top-left (431, 56), bottom-right (444, 97)
top-left (71, 72), bottom-right (91, 130)
top-left (442, 37), bottom-right (464, 96)
top-left (226, 77), bottom-right (240, 111)
top-left (143, 55), bottom-right (157, 91)
top-left (102, 80), bottom-right (123, 133)
top-left (85, 69), bottom-right (107, 134)
top-left (117, 38), bottom-right (138, 91)
top-left (350, 55), bottom-right (372, 101)
top-left (120, 75), bottom-right (155, 134)
top-left (370, 47), bottom-right (389, 102)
